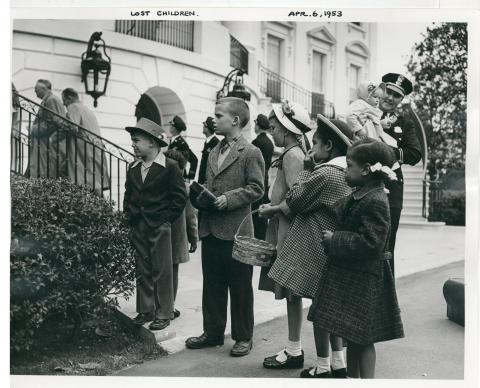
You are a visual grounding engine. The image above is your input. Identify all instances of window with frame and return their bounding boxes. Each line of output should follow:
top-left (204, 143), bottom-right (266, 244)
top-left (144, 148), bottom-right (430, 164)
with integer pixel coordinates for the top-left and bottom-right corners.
top-left (349, 64), bottom-right (362, 102)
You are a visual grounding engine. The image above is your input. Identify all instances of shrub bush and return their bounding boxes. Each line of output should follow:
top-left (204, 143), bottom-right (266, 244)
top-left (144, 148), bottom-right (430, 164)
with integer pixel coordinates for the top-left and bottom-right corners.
top-left (429, 191), bottom-right (466, 226)
top-left (11, 174), bottom-right (135, 353)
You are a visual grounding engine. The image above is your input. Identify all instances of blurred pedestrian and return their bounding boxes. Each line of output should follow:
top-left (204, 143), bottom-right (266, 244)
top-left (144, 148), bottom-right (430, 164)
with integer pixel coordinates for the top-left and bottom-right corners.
top-left (62, 88), bottom-right (110, 193)
top-left (168, 115), bottom-right (198, 181)
top-left (251, 113), bottom-right (274, 240)
top-left (198, 116), bottom-right (219, 185)
top-left (27, 79), bottom-right (65, 178)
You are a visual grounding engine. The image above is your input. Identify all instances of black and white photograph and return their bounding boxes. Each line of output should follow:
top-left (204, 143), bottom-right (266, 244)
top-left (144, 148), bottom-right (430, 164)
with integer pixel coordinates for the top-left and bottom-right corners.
top-left (7, 2), bottom-right (479, 388)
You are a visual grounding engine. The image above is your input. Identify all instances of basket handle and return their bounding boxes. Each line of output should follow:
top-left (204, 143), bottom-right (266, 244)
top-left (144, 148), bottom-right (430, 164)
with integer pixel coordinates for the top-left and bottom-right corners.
top-left (234, 209), bottom-right (259, 239)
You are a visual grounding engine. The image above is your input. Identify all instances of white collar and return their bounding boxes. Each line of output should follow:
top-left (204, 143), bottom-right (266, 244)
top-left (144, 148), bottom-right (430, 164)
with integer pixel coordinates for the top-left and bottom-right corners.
top-left (317, 156), bottom-right (347, 169)
top-left (139, 151), bottom-right (166, 168)
top-left (171, 134), bottom-right (181, 142)
top-left (206, 134), bottom-right (217, 143)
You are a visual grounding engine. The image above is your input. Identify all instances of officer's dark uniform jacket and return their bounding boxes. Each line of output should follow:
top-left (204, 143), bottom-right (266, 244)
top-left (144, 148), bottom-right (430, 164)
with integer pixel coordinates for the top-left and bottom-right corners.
top-left (168, 135), bottom-right (198, 181)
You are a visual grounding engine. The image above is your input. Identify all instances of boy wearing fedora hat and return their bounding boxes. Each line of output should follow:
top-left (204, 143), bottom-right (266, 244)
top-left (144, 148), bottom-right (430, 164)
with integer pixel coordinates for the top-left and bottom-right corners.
top-left (379, 73), bottom-right (422, 276)
top-left (124, 117), bottom-right (187, 331)
top-left (168, 115), bottom-right (198, 181)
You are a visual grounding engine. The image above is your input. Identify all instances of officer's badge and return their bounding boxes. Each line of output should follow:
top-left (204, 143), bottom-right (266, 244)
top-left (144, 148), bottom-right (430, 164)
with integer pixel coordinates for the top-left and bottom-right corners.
top-left (396, 75), bottom-right (405, 87)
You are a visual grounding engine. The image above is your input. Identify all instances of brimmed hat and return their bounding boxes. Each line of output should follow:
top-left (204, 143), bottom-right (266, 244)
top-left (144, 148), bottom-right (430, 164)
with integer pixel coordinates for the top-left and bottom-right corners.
top-left (254, 114), bottom-right (271, 130)
top-left (271, 101), bottom-right (312, 135)
top-left (169, 115), bottom-right (187, 132)
top-left (125, 117), bottom-right (168, 147)
top-left (381, 73), bottom-right (413, 97)
top-left (203, 116), bottom-right (216, 133)
top-left (316, 114), bottom-right (354, 147)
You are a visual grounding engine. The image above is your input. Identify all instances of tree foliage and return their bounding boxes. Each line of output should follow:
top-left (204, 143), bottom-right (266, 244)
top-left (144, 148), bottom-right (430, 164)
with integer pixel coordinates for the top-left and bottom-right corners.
top-left (406, 23), bottom-right (467, 176)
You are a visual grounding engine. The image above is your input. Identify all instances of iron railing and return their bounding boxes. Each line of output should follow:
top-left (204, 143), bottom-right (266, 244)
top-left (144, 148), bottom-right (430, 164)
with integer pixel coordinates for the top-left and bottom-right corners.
top-left (10, 92), bottom-right (134, 211)
top-left (422, 178), bottom-right (443, 221)
top-left (115, 20), bottom-right (194, 51)
top-left (230, 35), bottom-right (249, 74)
top-left (258, 63), bottom-right (335, 119)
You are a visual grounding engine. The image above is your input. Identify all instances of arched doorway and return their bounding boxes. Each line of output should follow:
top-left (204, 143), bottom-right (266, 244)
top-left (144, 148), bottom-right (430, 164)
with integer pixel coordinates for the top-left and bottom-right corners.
top-left (134, 86), bottom-right (186, 127)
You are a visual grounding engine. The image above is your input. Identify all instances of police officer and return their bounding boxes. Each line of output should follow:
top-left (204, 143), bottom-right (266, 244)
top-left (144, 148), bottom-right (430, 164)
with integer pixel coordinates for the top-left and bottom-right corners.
top-left (380, 73), bottom-right (422, 276)
top-left (168, 115), bottom-right (198, 181)
top-left (198, 116), bottom-right (220, 185)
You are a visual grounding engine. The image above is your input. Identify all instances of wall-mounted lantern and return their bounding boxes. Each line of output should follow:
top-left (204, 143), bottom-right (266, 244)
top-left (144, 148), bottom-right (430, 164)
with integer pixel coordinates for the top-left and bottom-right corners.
top-left (216, 68), bottom-right (251, 101)
top-left (81, 32), bottom-right (111, 108)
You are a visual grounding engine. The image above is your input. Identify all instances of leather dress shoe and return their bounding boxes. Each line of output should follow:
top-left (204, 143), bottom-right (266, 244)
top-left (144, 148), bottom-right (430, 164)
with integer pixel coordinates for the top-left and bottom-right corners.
top-left (133, 312), bottom-right (154, 326)
top-left (331, 367), bottom-right (347, 378)
top-left (263, 349), bottom-right (304, 369)
top-left (185, 333), bottom-right (224, 349)
top-left (230, 339), bottom-right (253, 357)
top-left (171, 309), bottom-right (180, 320)
top-left (148, 318), bottom-right (170, 331)
top-left (300, 367), bottom-right (332, 378)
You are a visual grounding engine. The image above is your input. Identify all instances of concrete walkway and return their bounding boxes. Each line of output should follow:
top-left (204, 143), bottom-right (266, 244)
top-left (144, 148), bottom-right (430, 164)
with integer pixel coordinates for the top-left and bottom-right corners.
top-left (118, 261), bottom-right (465, 379)
top-left (117, 225), bottom-right (465, 355)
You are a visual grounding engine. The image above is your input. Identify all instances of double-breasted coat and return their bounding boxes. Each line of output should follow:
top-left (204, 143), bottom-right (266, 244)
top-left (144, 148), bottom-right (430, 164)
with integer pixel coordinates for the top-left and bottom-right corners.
top-left (198, 135), bottom-right (265, 241)
top-left (267, 157), bottom-right (351, 299)
top-left (307, 181), bottom-right (404, 345)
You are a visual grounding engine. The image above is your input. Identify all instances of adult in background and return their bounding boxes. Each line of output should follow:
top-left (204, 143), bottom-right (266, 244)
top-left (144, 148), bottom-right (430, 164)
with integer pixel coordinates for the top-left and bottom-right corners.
top-left (27, 79), bottom-right (66, 178)
top-left (61, 88), bottom-right (110, 194)
top-left (198, 116), bottom-right (220, 185)
top-left (186, 97), bottom-right (264, 357)
top-left (168, 115), bottom-right (198, 181)
top-left (379, 73), bottom-right (422, 276)
top-left (163, 149), bottom-right (198, 320)
top-left (251, 113), bottom-right (274, 240)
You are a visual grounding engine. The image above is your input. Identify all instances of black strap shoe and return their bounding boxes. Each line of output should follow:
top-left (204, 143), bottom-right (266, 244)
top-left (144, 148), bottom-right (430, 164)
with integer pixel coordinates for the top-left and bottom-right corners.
top-left (133, 312), bottom-right (154, 326)
top-left (263, 349), bottom-right (304, 369)
top-left (300, 367), bottom-right (332, 378)
top-left (148, 318), bottom-right (170, 331)
top-left (185, 333), bottom-right (224, 349)
top-left (171, 309), bottom-right (180, 320)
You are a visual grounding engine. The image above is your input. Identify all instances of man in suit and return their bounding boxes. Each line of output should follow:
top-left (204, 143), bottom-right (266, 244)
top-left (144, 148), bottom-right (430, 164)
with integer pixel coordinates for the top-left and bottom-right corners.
top-left (251, 113), bottom-right (274, 240)
top-left (124, 118), bottom-right (187, 331)
top-left (28, 79), bottom-right (66, 178)
top-left (198, 116), bottom-right (220, 185)
top-left (186, 97), bottom-right (265, 357)
top-left (168, 115), bottom-right (198, 181)
top-left (380, 73), bottom-right (422, 276)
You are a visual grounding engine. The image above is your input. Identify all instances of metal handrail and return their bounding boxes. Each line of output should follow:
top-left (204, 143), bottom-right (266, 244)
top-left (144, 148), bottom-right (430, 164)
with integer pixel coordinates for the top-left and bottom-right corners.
top-left (230, 35), bottom-right (249, 74)
top-left (11, 91), bottom-right (134, 210)
top-left (257, 63), bottom-right (335, 119)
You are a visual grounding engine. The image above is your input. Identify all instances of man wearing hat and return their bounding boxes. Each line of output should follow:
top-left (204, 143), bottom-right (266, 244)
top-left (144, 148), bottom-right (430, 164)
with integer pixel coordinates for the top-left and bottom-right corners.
top-left (124, 117), bottom-right (187, 331)
top-left (168, 115), bottom-right (199, 181)
top-left (380, 73), bottom-right (422, 275)
top-left (198, 116), bottom-right (220, 185)
top-left (251, 113), bottom-right (274, 240)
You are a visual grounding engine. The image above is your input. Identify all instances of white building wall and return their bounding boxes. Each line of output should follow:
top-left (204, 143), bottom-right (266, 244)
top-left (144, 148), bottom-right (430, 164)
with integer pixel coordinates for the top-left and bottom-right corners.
top-left (12, 20), bottom-right (377, 178)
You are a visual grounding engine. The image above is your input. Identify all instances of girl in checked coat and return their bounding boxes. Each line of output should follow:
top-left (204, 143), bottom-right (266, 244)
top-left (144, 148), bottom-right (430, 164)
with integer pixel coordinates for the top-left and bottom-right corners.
top-left (308, 138), bottom-right (404, 379)
top-left (259, 114), bottom-right (353, 377)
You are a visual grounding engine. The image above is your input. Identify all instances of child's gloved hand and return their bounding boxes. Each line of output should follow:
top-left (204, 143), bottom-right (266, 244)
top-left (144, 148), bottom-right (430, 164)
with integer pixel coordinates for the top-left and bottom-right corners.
top-left (258, 203), bottom-right (276, 219)
top-left (321, 230), bottom-right (333, 247)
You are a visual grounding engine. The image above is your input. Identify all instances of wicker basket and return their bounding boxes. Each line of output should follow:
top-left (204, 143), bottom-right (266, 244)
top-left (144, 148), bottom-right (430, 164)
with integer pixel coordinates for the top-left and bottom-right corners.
top-left (232, 210), bottom-right (276, 267)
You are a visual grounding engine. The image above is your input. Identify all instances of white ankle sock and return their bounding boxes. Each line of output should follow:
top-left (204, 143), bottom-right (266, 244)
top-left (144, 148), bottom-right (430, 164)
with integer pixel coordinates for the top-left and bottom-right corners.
top-left (310, 356), bottom-right (330, 375)
top-left (286, 340), bottom-right (302, 356)
top-left (331, 350), bottom-right (346, 370)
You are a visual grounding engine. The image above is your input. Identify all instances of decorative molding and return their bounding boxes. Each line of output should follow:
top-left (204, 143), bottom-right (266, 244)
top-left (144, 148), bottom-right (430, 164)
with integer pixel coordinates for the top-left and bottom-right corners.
top-left (345, 40), bottom-right (370, 59)
top-left (348, 23), bottom-right (366, 38)
top-left (272, 21), bottom-right (295, 30)
top-left (307, 26), bottom-right (337, 46)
